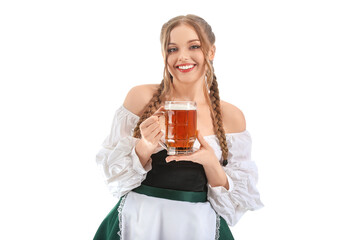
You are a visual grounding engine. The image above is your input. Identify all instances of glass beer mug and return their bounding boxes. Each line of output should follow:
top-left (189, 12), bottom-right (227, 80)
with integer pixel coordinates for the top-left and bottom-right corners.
top-left (157, 101), bottom-right (197, 155)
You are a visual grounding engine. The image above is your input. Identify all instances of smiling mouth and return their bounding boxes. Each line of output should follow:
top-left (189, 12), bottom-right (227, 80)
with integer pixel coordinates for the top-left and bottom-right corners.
top-left (176, 64), bottom-right (196, 72)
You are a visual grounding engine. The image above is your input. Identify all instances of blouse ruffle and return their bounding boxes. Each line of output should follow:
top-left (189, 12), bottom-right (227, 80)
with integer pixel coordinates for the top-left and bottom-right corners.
top-left (96, 105), bottom-right (263, 226)
top-left (96, 106), bottom-right (152, 198)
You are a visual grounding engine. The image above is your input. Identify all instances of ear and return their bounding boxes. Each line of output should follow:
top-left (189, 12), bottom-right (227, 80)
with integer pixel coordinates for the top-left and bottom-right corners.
top-left (209, 45), bottom-right (216, 61)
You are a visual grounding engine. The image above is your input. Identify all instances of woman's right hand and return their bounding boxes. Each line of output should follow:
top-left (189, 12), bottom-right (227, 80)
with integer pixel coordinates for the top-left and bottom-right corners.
top-left (135, 106), bottom-right (165, 166)
top-left (140, 107), bottom-right (165, 148)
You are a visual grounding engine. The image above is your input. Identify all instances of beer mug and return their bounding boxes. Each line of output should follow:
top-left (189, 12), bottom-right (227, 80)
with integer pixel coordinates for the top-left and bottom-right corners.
top-left (157, 101), bottom-right (197, 155)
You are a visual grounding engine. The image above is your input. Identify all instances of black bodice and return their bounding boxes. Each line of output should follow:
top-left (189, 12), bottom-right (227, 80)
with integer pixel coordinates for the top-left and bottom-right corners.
top-left (141, 150), bottom-right (208, 192)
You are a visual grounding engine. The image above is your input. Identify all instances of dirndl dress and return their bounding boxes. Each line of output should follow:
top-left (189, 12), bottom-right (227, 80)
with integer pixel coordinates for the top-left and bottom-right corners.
top-left (94, 106), bottom-right (264, 240)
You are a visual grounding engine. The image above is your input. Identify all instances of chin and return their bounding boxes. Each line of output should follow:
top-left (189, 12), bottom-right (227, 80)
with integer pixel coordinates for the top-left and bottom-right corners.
top-left (174, 76), bottom-right (201, 84)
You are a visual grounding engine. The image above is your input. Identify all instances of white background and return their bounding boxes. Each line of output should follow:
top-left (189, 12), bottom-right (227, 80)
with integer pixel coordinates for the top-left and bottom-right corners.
top-left (1, 0), bottom-right (359, 239)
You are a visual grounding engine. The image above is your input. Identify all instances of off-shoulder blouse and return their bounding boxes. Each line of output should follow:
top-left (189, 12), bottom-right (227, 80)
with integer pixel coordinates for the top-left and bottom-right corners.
top-left (96, 105), bottom-right (263, 226)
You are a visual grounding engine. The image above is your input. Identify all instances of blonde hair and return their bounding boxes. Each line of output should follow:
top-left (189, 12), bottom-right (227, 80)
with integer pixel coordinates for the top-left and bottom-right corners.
top-left (133, 14), bottom-right (228, 166)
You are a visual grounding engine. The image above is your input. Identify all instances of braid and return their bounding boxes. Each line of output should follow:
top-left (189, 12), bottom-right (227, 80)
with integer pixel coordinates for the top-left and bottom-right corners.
top-left (209, 75), bottom-right (229, 166)
top-left (133, 80), bottom-right (165, 138)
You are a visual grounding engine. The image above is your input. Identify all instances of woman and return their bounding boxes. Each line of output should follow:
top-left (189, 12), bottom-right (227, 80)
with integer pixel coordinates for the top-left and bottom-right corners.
top-left (94, 14), bottom-right (263, 240)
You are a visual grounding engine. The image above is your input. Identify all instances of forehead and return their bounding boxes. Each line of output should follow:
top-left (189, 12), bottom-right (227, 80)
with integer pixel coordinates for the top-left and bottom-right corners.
top-left (169, 24), bottom-right (199, 44)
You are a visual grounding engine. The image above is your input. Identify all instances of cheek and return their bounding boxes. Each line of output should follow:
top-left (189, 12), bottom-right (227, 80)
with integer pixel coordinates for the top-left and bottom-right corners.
top-left (166, 62), bottom-right (175, 76)
top-left (194, 52), bottom-right (205, 65)
top-left (167, 54), bottom-right (176, 64)
top-left (166, 57), bottom-right (175, 71)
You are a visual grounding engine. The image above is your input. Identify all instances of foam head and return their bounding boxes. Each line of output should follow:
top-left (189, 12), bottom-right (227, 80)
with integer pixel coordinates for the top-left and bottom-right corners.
top-left (165, 101), bottom-right (197, 110)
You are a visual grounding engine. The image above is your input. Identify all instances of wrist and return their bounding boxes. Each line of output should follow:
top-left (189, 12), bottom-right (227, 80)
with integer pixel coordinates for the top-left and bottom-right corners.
top-left (202, 152), bottom-right (220, 168)
top-left (203, 159), bottom-right (229, 189)
top-left (135, 138), bottom-right (154, 166)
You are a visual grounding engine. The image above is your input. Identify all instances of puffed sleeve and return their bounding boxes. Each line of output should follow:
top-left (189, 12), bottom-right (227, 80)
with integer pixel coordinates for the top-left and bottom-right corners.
top-left (96, 106), bottom-right (152, 199)
top-left (207, 131), bottom-right (264, 226)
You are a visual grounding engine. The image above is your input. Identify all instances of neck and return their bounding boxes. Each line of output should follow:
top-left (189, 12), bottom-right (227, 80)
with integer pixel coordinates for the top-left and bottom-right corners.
top-left (169, 77), bottom-right (208, 105)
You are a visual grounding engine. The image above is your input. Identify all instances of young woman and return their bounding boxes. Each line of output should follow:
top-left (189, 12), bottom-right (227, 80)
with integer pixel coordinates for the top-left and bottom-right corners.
top-left (94, 14), bottom-right (263, 240)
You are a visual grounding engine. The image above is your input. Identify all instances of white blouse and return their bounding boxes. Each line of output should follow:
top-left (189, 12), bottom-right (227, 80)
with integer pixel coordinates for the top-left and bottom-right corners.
top-left (96, 105), bottom-right (263, 226)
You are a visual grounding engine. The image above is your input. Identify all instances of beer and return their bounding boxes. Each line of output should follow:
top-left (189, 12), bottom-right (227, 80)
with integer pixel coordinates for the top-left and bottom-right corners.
top-left (164, 101), bottom-right (197, 155)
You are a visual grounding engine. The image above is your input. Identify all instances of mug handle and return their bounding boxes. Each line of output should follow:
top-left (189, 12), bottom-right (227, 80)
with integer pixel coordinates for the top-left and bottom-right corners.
top-left (158, 130), bottom-right (167, 150)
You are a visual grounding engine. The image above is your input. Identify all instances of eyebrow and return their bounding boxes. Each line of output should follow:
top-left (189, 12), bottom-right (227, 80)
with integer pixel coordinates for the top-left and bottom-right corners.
top-left (168, 39), bottom-right (200, 45)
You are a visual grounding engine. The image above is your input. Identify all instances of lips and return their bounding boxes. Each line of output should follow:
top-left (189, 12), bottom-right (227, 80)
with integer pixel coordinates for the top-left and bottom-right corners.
top-left (176, 64), bottom-right (196, 73)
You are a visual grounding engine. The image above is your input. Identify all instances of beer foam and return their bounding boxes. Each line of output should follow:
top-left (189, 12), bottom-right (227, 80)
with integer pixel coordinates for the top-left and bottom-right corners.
top-left (165, 103), bottom-right (196, 110)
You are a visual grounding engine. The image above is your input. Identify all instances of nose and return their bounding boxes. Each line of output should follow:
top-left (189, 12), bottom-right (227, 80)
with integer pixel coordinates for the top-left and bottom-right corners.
top-left (178, 48), bottom-right (190, 61)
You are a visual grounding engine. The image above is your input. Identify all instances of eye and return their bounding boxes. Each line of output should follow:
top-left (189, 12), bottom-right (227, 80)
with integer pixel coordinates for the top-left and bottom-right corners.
top-left (190, 45), bottom-right (201, 49)
top-left (167, 47), bottom-right (177, 53)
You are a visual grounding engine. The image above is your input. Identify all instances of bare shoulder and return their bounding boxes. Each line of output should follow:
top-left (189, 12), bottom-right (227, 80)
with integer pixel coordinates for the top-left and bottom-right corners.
top-left (123, 84), bottom-right (159, 117)
top-left (220, 100), bottom-right (246, 133)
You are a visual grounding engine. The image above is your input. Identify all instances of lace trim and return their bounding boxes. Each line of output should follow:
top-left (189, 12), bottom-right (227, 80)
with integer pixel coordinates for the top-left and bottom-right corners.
top-left (117, 193), bottom-right (129, 240)
top-left (215, 214), bottom-right (220, 240)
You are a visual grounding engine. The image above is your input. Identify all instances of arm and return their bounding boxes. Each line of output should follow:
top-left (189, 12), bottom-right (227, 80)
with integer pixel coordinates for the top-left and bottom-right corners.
top-left (123, 84), bottom-right (164, 168)
top-left (96, 105), bottom-right (149, 198)
top-left (96, 84), bottom-right (159, 198)
top-left (204, 101), bottom-right (247, 189)
top-left (202, 153), bottom-right (229, 190)
top-left (206, 131), bottom-right (264, 226)
top-left (208, 103), bottom-right (263, 226)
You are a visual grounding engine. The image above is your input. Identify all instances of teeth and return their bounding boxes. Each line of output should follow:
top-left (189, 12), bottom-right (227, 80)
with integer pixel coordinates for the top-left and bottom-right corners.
top-left (178, 65), bottom-right (194, 70)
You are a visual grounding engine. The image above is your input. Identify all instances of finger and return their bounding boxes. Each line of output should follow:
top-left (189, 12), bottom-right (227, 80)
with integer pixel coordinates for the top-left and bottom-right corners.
top-left (166, 154), bottom-right (194, 162)
top-left (154, 129), bottom-right (164, 142)
top-left (152, 106), bottom-right (165, 117)
top-left (153, 130), bottom-right (164, 145)
top-left (147, 125), bottom-right (162, 141)
top-left (141, 117), bottom-right (160, 135)
top-left (196, 130), bottom-right (210, 149)
top-left (141, 116), bottom-right (158, 129)
top-left (142, 120), bottom-right (160, 136)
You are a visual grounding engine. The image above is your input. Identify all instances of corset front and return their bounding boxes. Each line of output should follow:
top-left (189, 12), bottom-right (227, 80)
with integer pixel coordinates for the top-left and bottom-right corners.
top-left (141, 150), bottom-right (208, 192)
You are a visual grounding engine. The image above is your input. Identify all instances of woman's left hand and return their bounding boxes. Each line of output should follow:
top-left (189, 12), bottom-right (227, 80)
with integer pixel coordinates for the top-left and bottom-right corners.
top-left (165, 130), bottom-right (219, 167)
